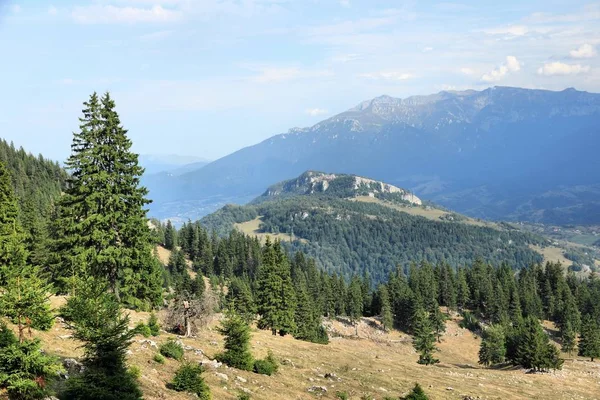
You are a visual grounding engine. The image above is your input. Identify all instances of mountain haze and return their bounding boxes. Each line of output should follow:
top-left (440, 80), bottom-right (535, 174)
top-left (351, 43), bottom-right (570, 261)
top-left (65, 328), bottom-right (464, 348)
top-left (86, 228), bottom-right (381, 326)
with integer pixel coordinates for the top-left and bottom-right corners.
top-left (147, 86), bottom-right (600, 224)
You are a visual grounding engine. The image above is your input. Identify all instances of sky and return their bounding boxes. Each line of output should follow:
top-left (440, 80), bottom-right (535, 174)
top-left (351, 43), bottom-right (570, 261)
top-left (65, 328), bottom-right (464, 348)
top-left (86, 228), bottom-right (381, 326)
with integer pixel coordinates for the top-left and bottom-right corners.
top-left (1, 0), bottom-right (599, 162)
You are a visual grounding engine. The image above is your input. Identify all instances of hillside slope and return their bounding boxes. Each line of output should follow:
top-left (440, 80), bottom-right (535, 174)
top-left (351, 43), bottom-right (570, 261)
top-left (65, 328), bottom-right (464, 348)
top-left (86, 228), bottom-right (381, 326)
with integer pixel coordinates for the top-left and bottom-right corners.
top-left (201, 171), bottom-right (545, 283)
top-left (147, 86), bottom-right (600, 224)
top-left (31, 303), bottom-right (600, 400)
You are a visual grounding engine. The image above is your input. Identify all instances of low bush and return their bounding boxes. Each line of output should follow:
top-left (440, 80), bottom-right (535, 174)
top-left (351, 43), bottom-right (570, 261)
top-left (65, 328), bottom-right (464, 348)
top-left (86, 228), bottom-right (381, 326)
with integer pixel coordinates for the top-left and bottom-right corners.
top-left (168, 363), bottom-right (211, 400)
top-left (153, 353), bottom-right (166, 364)
top-left (160, 339), bottom-right (184, 361)
top-left (253, 350), bottom-right (279, 376)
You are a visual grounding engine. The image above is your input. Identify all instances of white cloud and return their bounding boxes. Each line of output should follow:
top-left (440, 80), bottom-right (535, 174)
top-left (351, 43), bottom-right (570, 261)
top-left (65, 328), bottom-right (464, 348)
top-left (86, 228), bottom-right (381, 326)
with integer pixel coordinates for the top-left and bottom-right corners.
top-left (570, 44), bottom-right (597, 59)
top-left (330, 53), bottom-right (362, 63)
top-left (537, 62), bottom-right (590, 76)
top-left (359, 71), bottom-right (415, 81)
top-left (484, 25), bottom-right (529, 36)
top-left (11, 4), bottom-right (21, 13)
top-left (72, 5), bottom-right (182, 24)
top-left (422, 46), bottom-right (433, 53)
top-left (460, 67), bottom-right (475, 75)
top-left (48, 6), bottom-right (58, 16)
top-left (339, 0), bottom-right (350, 7)
top-left (306, 108), bottom-right (328, 116)
top-left (480, 56), bottom-right (521, 82)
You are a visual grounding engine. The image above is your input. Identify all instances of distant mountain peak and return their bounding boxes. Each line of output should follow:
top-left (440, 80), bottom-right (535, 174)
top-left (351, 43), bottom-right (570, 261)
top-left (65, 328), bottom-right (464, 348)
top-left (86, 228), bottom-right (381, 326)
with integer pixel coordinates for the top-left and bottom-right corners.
top-left (256, 170), bottom-right (422, 205)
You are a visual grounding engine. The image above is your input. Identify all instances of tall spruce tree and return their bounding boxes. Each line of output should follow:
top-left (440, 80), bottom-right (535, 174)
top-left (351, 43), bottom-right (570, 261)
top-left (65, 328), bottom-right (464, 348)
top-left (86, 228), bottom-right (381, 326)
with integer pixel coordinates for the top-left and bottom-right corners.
top-left (412, 307), bottom-right (439, 365)
top-left (578, 316), bottom-right (600, 362)
top-left (51, 92), bottom-right (162, 309)
top-left (0, 161), bottom-right (26, 285)
top-left (479, 325), bottom-right (506, 367)
top-left (378, 285), bottom-right (394, 332)
top-left (164, 220), bottom-right (177, 250)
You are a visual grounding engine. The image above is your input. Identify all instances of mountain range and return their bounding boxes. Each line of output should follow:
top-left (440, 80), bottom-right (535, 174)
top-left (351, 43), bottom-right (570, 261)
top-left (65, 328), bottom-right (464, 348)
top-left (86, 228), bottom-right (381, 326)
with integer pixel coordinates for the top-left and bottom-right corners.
top-left (145, 86), bottom-right (600, 225)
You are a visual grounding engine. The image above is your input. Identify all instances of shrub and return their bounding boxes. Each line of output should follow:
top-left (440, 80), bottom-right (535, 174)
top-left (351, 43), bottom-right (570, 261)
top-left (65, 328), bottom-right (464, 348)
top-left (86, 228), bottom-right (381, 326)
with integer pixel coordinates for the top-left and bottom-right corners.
top-left (401, 383), bottom-right (429, 400)
top-left (336, 391), bottom-right (349, 400)
top-left (128, 365), bottom-right (142, 379)
top-left (153, 353), bottom-right (165, 364)
top-left (160, 339), bottom-right (184, 361)
top-left (168, 363), bottom-right (211, 400)
top-left (134, 321), bottom-right (152, 338)
top-left (148, 313), bottom-right (160, 336)
top-left (253, 350), bottom-right (278, 376)
top-left (216, 311), bottom-right (254, 371)
top-left (237, 393), bottom-right (251, 400)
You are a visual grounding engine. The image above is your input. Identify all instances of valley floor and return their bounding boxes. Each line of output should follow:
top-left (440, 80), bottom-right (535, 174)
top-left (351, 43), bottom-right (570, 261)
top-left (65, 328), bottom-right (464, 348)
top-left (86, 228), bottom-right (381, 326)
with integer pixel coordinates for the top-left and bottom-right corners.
top-left (32, 299), bottom-right (600, 400)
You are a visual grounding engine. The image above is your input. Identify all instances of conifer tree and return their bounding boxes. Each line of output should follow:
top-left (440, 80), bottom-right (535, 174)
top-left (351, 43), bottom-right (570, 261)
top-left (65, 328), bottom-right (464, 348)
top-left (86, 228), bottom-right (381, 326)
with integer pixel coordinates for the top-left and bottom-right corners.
top-left (51, 92), bottom-right (162, 309)
top-left (561, 321), bottom-right (577, 356)
top-left (430, 305), bottom-right (446, 343)
top-left (479, 325), bottom-right (506, 367)
top-left (216, 310), bottom-right (254, 371)
top-left (347, 277), bottom-right (364, 335)
top-left (378, 285), bottom-right (394, 332)
top-left (0, 323), bottom-right (62, 400)
top-left (227, 277), bottom-right (256, 323)
top-left (256, 238), bottom-right (282, 335)
top-left (412, 307), bottom-right (439, 365)
top-left (0, 161), bottom-right (26, 285)
top-left (164, 220), bottom-right (177, 250)
top-left (578, 316), bottom-right (600, 362)
top-left (273, 241), bottom-right (297, 336)
top-left (62, 278), bottom-right (143, 400)
top-left (513, 317), bottom-right (563, 372)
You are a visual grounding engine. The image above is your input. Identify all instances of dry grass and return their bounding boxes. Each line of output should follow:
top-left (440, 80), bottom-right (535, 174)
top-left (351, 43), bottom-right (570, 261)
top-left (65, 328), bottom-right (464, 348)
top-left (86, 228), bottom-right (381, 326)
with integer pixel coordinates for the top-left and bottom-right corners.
top-left (26, 304), bottom-right (600, 400)
top-left (234, 217), bottom-right (307, 244)
top-left (530, 245), bottom-right (573, 268)
top-left (352, 196), bottom-right (495, 228)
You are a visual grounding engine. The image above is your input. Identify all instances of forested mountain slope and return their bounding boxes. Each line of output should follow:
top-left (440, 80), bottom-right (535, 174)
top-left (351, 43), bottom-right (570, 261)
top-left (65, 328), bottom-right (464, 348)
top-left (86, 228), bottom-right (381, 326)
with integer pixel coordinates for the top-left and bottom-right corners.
top-left (147, 86), bottom-right (600, 224)
top-left (0, 138), bottom-right (67, 263)
top-left (201, 171), bottom-right (545, 283)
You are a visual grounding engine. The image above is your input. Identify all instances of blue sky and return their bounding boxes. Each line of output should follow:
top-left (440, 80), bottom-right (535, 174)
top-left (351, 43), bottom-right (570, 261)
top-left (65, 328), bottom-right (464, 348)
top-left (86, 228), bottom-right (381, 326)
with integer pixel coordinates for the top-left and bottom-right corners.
top-left (1, 0), bottom-right (599, 162)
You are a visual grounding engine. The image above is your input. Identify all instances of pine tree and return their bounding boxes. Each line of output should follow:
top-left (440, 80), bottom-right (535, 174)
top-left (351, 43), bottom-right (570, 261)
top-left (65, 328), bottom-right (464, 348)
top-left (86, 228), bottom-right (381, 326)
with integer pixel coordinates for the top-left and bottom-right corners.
top-left (164, 220), bottom-right (177, 250)
top-left (0, 265), bottom-right (54, 342)
top-left (51, 92), bottom-right (162, 309)
top-left (273, 241), bottom-right (296, 336)
top-left (216, 310), bottom-right (254, 371)
top-left (578, 316), bottom-right (600, 362)
top-left (347, 277), bottom-right (364, 336)
top-left (479, 325), bottom-right (506, 367)
top-left (0, 323), bottom-right (62, 400)
top-left (430, 305), bottom-right (446, 343)
top-left (514, 317), bottom-right (563, 372)
top-left (256, 239), bottom-right (296, 336)
top-left (560, 321), bottom-right (577, 356)
top-left (412, 307), bottom-right (439, 365)
top-left (401, 383), bottom-right (429, 400)
top-left (62, 278), bottom-right (143, 400)
top-left (378, 285), bottom-right (394, 332)
top-left (256, 238), bottom-right (282, 335)
top-left (0, 161), bottom-right (26, 285)
top-left (226, 277), bottom-right (256, 323)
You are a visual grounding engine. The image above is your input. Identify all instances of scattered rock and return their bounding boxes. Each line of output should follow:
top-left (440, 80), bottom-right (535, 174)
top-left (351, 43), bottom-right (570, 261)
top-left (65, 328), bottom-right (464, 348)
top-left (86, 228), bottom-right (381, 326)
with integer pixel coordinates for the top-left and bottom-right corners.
top-left (236, 376), bottom-right (247, 383)
top-left (138, 339), bottom-right (157, 348)
top-left (446, 387), bottom-right (454, 391)
top-left (215, 372), bottom-right (229, 381)
top-left (307, 386), bottom-right (327, 394)
top-left (209, 341), bottom-right (218, 346)
top-left (63, 358), bottom-right (84, 374)
top-left (201, 360), bottom-right (222, 369)
top-left (324, 373), bottom-right (340, 381)
top-left (57, 334), bottom-right (72, 340)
